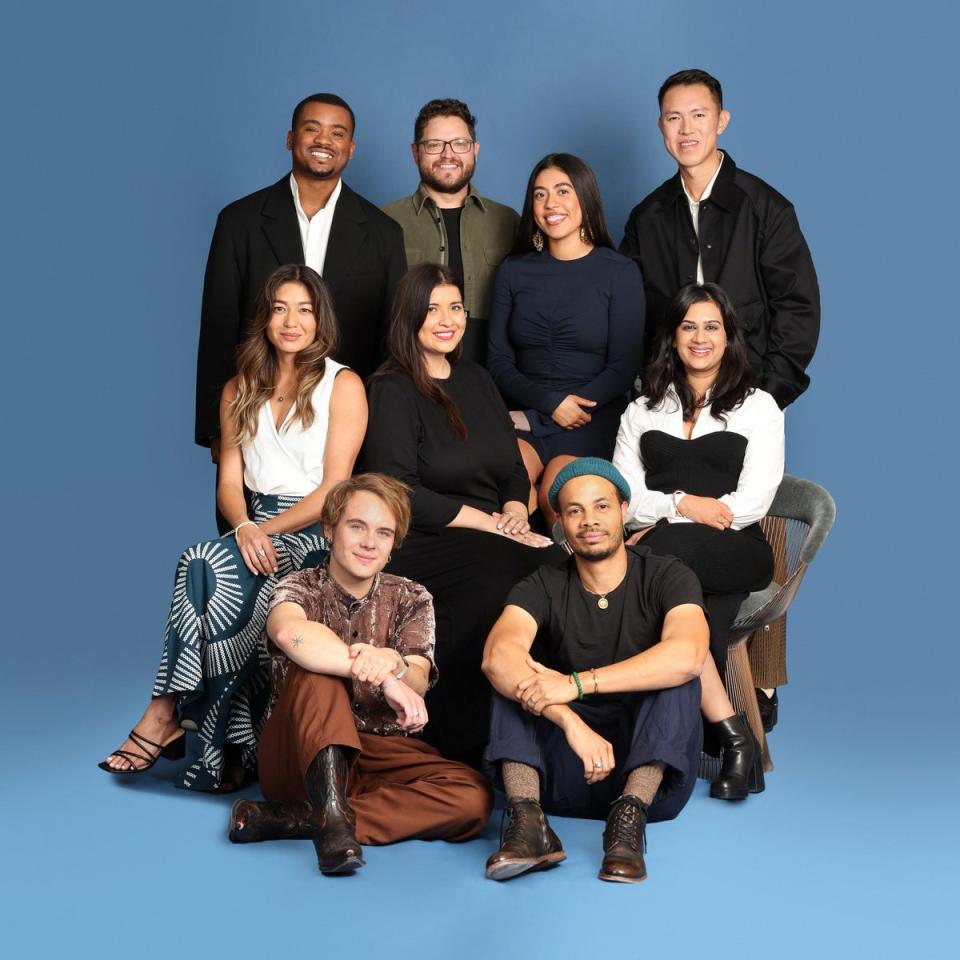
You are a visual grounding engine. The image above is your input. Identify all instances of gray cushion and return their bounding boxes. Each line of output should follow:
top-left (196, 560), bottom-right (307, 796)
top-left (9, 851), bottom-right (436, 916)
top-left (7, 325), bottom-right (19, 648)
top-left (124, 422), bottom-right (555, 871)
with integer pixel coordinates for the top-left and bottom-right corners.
top-left (732, 582), bottom-right (781, 628)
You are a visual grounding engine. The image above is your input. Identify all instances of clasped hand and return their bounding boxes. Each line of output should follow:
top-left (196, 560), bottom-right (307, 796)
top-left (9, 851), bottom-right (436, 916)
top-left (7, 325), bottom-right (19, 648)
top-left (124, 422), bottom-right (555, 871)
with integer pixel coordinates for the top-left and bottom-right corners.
top-left (517, 657), bottom-right (614, 783)
top-left (516, 657), bottom-right (577, 715)
top-left (349, 643), bottom-right (426, 733)
top-left (552, 394), bottom-right (596, 429)
top-left (677, 495), bottom-right (734, 530)
top-left (235, 522), bottom-right (280, 576)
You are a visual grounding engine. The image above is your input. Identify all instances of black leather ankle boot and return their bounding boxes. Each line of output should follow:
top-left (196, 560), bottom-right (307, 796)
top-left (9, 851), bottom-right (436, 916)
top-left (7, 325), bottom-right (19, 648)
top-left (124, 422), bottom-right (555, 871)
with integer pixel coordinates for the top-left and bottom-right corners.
top-left (228, 799), bottom-right (313, 843)
top-left (755, 687), bottom-right (779, 732)
top-left (709, 713), bottom-right (765, 800)
top-left (304, 745), bottom-right (365, 874)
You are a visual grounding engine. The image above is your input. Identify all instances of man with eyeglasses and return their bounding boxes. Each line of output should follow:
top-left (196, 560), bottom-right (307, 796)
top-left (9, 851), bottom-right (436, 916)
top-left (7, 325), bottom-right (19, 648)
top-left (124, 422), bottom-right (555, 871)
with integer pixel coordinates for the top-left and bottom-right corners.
top-left (196, 92), bottom-right (406, 532)
top-left (383, 99), bottom-right (518, 364)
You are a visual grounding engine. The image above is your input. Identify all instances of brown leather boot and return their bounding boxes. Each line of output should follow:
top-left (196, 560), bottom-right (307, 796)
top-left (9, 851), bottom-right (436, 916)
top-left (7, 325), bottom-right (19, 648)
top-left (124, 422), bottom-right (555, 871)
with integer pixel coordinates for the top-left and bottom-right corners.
top-left (228, 799), bottom-right (313, 844)
top-left (485, 798), bottom-right (566, 881)
top-left (304, 746), bottom-right (365, 875)
top-left (599, 796), bottom-right (648, 883)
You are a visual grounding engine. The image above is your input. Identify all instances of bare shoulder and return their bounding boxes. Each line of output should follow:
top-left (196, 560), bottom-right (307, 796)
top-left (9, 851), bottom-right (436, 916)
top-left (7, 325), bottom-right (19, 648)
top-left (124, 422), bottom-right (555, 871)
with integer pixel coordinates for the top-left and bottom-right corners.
top-left (221, 375), bottom-right (239, 403)
top-left (331, 368), bottom-right (366, 399)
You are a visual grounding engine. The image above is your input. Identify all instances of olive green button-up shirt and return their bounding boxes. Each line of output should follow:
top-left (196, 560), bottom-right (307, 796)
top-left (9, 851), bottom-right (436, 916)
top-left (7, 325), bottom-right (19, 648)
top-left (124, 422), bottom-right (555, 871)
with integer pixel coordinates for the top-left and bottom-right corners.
top-left (382, 184), bottom-right (519, 323)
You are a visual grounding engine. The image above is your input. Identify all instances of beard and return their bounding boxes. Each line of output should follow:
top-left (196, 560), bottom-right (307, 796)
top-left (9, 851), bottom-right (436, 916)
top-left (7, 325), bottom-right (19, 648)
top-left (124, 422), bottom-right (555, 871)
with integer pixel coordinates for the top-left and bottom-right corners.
top-left (419, 156), bottom-right (475, 195)
top-left (568, 525), bottom-right (624, 562)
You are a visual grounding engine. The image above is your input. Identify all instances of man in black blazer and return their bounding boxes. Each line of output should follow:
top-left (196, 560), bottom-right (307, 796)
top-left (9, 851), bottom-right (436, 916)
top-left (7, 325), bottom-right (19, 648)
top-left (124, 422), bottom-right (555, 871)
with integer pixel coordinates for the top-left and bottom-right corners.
top-left (195, 92), bottom-right (406, 477)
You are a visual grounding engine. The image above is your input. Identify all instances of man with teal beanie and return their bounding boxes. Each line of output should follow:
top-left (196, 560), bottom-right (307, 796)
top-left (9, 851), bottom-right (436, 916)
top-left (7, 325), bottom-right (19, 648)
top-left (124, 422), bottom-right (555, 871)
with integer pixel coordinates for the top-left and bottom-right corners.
top-left (481, 458), bottom-right (707, 883)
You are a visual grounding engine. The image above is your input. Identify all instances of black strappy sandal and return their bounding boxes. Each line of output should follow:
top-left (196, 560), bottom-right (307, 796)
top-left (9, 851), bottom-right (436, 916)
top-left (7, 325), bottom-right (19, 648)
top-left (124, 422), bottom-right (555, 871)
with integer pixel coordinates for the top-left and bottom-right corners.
top-left (98, 728), bottom-right (186, 775)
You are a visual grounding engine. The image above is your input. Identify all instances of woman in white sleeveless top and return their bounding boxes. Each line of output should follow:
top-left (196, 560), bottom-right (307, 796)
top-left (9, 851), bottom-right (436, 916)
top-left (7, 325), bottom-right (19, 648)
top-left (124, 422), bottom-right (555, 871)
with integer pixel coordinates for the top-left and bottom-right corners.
top-left (100, 265), bottom-right (367, 791)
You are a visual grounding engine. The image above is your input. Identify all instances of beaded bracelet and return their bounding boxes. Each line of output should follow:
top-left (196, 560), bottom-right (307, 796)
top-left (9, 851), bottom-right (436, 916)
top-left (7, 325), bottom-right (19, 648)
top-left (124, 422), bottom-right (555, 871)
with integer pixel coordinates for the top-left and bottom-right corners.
top-left (570, 671), bottom-right (583, 701)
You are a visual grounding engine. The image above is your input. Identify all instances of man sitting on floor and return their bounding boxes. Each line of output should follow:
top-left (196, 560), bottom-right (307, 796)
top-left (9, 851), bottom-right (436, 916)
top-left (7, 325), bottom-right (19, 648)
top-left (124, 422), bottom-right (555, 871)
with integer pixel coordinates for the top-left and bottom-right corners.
top-left (481, 458), bottom-right (707, 883)
top-left (229, 473), bottom-right (492, 874)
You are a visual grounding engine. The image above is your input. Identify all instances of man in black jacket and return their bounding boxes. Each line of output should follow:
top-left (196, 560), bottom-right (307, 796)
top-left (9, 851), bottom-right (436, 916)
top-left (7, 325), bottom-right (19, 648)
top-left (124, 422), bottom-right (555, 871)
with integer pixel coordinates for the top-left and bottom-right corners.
top-left (620, 69), bottom-right (819, 409)
top-left (195, 93), bottom-right (406, 523)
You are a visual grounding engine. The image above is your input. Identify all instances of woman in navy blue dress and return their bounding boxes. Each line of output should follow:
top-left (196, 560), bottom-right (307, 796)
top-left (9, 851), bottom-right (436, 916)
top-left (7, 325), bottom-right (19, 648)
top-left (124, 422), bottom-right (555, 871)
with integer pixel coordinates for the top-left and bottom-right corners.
top-left (487, 154), bottom-right (645, 527)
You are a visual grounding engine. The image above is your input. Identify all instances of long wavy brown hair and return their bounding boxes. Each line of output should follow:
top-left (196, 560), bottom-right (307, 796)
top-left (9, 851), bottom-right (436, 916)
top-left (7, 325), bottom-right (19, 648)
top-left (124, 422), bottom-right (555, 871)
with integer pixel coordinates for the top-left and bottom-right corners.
top-left (372, 264), bottom-right (468, 440)
top-left (230, 264), bottom-right (339, 445)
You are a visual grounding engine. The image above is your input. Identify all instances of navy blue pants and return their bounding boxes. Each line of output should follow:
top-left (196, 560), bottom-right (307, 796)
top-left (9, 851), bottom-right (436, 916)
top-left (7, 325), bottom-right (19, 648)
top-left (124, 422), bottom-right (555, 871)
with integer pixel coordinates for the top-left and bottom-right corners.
top-left (484, 680), bottom-right (702, 823)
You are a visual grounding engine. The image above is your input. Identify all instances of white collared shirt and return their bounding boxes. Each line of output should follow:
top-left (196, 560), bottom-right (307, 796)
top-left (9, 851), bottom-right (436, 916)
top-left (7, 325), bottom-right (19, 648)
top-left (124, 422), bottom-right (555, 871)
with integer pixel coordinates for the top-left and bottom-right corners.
top-left (682, 152), bottom-right (724, 284)
top-left (289, 174), bottom-right (342, 276)
top-left (612, 384), bottom-right (784, 530)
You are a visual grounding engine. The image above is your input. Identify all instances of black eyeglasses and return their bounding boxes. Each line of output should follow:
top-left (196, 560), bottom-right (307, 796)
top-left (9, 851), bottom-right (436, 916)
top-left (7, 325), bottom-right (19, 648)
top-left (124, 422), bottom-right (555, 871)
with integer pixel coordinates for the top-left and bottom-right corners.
top-left (416, 138), bottom-right (475, 155)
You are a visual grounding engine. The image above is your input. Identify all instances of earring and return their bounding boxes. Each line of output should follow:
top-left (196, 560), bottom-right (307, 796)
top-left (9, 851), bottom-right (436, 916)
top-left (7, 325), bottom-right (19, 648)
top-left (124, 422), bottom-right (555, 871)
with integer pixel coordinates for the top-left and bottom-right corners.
top-left (532, 230), bottom-right (544, 253)
top-left (388, 554), bottom-right (393, 563)
top-left (580, 226), bottom-right (588, 243)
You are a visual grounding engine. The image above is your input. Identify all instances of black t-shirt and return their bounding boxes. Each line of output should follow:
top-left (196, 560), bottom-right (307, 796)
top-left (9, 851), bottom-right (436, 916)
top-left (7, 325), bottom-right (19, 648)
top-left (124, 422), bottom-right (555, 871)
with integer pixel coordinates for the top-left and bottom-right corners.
top-left (506, 545), bottom-right (704, 682)
top-left (441, 206), bottom-right (464, 285)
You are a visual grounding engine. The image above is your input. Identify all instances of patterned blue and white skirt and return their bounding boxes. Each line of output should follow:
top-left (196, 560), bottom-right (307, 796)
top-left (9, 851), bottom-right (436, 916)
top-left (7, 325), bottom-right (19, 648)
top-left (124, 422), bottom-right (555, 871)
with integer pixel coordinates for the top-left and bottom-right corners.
top-left (152, 493), bottom-right (327, 791)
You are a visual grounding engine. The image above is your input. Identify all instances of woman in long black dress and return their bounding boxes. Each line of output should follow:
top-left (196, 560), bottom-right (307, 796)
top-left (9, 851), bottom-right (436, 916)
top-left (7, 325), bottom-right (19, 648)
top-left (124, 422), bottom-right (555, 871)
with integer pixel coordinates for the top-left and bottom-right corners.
top-left (487, 153), bottom-right (645, 528)
top-left (613, 283), bottom-right (784, 800)
top-left (363, 264), bottom-right (566, 764)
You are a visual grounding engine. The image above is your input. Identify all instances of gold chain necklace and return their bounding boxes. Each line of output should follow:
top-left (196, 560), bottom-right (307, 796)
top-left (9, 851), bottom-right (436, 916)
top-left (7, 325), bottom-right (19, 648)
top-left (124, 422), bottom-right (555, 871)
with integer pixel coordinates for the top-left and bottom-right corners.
top-left (583, 583), bottom-right (610, 610)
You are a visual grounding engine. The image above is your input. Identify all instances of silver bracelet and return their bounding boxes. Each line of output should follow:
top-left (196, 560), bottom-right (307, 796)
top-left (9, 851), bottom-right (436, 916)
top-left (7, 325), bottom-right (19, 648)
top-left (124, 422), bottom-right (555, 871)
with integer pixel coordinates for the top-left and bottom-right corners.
top-left (233, 520), bottom-right (258, 537)
top-left (393, 654), bottom-right (410, 680)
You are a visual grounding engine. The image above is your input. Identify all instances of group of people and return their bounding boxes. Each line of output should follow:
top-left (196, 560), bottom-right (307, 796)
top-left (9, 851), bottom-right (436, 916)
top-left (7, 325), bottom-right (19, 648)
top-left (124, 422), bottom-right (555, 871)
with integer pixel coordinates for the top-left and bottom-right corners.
top-left (99, 68), bottom-right (820, 884)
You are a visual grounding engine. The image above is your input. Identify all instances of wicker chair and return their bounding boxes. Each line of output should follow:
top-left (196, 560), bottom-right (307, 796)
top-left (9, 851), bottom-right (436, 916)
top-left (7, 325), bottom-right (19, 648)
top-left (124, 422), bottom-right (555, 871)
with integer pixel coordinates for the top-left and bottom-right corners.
top-left (709, 475), bottom-right (836, 775)
top-left (551, 475), bottom-right (836, 774)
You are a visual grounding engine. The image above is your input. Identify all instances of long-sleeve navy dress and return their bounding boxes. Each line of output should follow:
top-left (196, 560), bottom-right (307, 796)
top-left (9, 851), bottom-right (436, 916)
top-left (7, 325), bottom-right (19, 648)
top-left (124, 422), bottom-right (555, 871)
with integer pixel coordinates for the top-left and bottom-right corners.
top-left (487, 247), bottom-right (645, 462)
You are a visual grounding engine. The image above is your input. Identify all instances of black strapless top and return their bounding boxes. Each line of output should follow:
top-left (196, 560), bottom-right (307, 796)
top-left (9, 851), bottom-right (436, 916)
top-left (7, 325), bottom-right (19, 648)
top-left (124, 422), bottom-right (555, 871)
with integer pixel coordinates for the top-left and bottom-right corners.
top-left (639, 430), bottom-right (747, 498)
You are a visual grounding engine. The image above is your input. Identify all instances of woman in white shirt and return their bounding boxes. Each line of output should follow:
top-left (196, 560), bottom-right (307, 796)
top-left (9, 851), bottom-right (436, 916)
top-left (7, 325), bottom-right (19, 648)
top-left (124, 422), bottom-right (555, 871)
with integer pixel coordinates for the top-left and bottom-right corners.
top-left (613, 283), bottom-right (783, 801)
top-left (100, 265), bottom-right (367, 791)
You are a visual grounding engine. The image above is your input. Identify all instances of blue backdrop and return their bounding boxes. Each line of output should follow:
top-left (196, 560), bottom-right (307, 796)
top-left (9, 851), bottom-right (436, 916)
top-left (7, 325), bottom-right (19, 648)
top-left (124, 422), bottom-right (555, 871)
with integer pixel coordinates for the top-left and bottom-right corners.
top-left (2, 1), bottom-right (956, 956)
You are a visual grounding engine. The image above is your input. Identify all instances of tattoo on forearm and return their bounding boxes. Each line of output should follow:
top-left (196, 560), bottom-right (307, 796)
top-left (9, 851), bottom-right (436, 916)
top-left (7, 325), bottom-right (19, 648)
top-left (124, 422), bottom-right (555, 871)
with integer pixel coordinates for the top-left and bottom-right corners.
top-left (291, 635), bottom-right (303, 648)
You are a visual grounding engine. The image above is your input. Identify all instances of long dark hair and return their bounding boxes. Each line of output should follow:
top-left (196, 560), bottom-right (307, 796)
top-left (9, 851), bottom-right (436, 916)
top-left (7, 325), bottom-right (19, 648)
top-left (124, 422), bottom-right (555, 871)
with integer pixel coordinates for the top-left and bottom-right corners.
top-left (642, 283), bottom-right (756, 422)
top-left (232, 264), bottom-right (338, 444)
top-left (373, 264), bottom-right (468, 440)
top-left (513, 153), bottom-right (614, 254)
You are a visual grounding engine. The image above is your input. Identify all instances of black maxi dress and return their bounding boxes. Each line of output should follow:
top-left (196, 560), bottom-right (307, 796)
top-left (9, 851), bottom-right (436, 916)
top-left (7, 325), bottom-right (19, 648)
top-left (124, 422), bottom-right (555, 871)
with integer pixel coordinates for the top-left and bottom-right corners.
top-left (363, 362), bottom-right (567, 763)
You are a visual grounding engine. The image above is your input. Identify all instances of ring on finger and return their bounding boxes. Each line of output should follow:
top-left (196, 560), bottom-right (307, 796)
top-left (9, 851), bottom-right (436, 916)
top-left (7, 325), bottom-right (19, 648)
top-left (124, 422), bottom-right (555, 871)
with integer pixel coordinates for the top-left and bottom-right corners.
top-left (593, 760), bottom-right (602, 769)
top-left (256, 547), bottom-right (266, 558)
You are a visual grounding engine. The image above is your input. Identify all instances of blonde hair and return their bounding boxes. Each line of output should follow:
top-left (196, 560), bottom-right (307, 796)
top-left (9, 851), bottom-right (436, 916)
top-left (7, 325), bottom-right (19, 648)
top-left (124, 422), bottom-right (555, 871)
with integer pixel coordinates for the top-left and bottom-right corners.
top-left (320, 474), bottom-right (413, 546)
top-left (230, 264), bottom-right (339, 445)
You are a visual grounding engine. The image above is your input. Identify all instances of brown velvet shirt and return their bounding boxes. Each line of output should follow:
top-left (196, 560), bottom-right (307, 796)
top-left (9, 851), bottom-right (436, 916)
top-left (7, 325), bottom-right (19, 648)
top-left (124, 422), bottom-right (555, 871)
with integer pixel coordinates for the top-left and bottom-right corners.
top-left (266, 564), bottom-right (437, 736)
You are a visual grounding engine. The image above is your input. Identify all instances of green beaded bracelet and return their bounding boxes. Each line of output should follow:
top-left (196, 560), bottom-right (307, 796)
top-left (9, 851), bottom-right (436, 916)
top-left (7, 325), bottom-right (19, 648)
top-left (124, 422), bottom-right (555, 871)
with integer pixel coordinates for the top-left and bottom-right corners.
top-left (571, 671), bottom-right (584, 701)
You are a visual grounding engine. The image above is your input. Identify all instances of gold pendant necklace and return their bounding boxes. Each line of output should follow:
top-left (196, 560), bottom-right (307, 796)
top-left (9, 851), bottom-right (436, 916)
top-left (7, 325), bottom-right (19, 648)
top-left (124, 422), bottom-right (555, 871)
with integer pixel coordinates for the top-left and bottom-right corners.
top-left (597, 595), bottom-right (609, 610)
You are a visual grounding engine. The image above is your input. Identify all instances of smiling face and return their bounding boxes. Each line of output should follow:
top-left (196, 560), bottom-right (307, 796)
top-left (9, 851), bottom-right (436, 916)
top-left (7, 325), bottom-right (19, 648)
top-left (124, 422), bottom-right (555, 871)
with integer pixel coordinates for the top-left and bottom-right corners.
top-left (325, 490), bottom-right (397, 591)
top-left (414, 115), bottom-right (477, 195)
top-left (558, 475), bottom-right (628, 562)
top-left (416, 283), bottom-right (466, 366)
top-left (658, 83), bottom-right (730, 176)
top-left (674, 298), bottom-right (728, 382)
top-left (287, 101), bottom-right (356, 181)
top-left (266, 281), bottom-right (317, 355)
top-left (532, 166), bottom-right (585, 246)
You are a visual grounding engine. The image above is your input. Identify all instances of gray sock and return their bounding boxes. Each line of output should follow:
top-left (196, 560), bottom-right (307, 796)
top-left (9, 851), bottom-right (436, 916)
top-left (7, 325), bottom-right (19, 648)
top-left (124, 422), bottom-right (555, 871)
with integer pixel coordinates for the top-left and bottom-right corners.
top-left (502, 761), bottom-right (540, 801)
top-left (623, 762), bottom-right (665, 806)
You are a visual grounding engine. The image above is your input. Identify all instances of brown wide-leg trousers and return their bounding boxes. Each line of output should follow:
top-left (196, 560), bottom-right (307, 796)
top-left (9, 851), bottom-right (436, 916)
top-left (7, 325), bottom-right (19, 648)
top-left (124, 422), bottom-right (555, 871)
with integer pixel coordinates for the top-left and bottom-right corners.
top-left (258, 665), bottom-right (493, 845)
